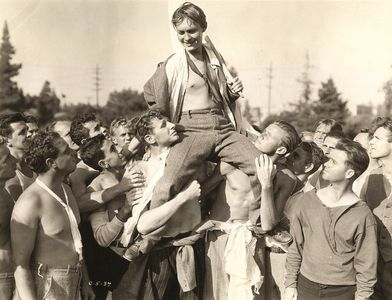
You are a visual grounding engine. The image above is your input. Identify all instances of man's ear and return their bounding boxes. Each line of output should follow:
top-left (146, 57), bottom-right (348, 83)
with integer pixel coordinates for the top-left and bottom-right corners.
top-left (304, 162), bottom-right (314, 174)
top-left (144, 134), bottom-right (156, 146)
top-left (45, 158), bottom-right (56, 169)
top-left (345, 168), bottom-right (355, 180)
top-left (98, 159), bottom-right (108, 170)
top-left (276, 146), bottom-right (287, 156)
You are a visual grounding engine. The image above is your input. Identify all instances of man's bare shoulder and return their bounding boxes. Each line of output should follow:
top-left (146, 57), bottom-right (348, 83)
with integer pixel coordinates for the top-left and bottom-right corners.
top-left (12, 184), bottom-right (42, 218)
top-left (219, 162), bottom-right (237, 177)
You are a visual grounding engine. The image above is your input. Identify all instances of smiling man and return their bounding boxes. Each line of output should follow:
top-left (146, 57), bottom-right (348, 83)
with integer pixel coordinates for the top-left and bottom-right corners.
top-left (144, 2), bottom-right (263, 228)
top-left (284, 139), bottom-right (377, 300)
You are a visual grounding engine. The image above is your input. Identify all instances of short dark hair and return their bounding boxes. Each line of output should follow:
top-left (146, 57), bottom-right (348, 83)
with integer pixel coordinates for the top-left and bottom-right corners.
top-left (315, 119), bottom-right (343, 134)
top-left (298, 142), bottom-right (325, 174)
top-left (70, 113), bottom-right (97, 146)
top-left (23, 114), bottom-right (38, 124)
top-left (273, 120), bottom-right (301, 154)
top-left (0, 113), bottom-right (26, 137)
top-left (172, 2), bottom-right (207, 31)
top-left (24, 131), bottom-right (61, 174)
top-left (335, 138), bottom-right (369, 180)
top-left (79, 134), bottom-right (106, 171)
top-left (325, 131), bottom-right (346, 140)
top-left (132, 110), bottom-right (164, 144)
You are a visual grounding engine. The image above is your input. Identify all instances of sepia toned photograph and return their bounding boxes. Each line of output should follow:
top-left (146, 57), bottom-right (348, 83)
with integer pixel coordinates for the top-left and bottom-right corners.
top-left (0, 0), bottom-right (392, 299)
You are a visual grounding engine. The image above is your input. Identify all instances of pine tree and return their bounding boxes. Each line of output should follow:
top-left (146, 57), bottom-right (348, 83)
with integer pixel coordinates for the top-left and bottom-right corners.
top-left (312, 78), bottom-right (350, 124)
top-left (0, 21), bottom-right (24, 111)
top-left (34, 81), bottom-right (60, 125)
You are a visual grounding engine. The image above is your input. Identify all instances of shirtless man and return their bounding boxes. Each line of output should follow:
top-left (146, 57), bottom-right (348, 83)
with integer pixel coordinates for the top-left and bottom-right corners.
top-left (144, 2), bottom-right (263, 225)
top-left (0, 138), bottom-right (17, 299)
top-left (203, 120), bottom-right (302, 300)
top-left (11, 131), bottom-right (93, 299)
top-left (0, 113), bottom-right (35, 201)
top-left (78, 135), bottom-right (144, 297)
top-left (67, 113), bottom-right (141, 299)
top-left (284, 139), bottom-right (377, 300)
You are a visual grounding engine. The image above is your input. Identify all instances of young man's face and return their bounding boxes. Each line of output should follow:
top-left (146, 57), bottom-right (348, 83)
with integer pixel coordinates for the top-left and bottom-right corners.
top-left (314, 124), bottom-right (331, 147)
top-left (149, 118), bottom-right (179, 148)
top-left (286, 147), bottom-right (311, 175)
top-left (53, 121), bottom-right (79, 151)
top-left (369, 127), bottom-right (392, 159)
top-left (174, 17), bottom-right (204, 54)
top-left (322, 148), bottom-right (350, 182)
top-left (101, 139), bottom-right (126, 169)
top-left (0, 144), bottom-right (17, 180)
top-left (53, 138), bottom-right (78, 175)
top-left (112, 125), bottom-right (133, 149)
top-left (8, 121), bottom-right (29, 150)
top-left (26, 122), bottom-right (39, 138)
top-left (322, 136), bottom-right (340, 158)
top-left (254, 124), bottom-right (286, 155)
top-left (83, 120), bottom-right (103, 139)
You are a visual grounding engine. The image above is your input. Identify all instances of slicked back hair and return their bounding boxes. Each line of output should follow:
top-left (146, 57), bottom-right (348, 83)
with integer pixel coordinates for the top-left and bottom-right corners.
top-left (273, 120), bottom-right (301, 154)
top-left (335, 138), bottom-right (369, 180)
top-left (0, 113), bottom-right (26, 138)
top-left (132, 110), bottom-right (164, 144)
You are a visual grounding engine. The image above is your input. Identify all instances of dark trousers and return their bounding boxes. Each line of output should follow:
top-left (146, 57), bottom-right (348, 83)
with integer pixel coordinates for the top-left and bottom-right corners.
top-left (140, 241), bottom-right (204, 300)
top-left (150, 109), bottom-right (262, 224)
top-left (298, 274), bottom-right (356, 300)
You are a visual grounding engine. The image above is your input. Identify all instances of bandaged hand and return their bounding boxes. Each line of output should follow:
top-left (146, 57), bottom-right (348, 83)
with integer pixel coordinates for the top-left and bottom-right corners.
top-left (255, 154), bottom-right (277, 188)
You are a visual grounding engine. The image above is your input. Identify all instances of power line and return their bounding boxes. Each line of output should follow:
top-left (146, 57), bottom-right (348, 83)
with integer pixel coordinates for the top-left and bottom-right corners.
top-left (266, 62), bottom-right (273, 116)
top-left (93, 65), bottom-right (101, 106)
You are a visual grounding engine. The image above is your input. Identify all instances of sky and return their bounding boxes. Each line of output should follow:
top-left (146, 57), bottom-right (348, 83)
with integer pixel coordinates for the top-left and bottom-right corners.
top-left (1, 0), bottom-right (392, 117)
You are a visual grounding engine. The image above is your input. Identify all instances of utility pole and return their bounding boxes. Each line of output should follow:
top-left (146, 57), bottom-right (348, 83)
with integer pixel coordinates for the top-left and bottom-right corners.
top-left (266, 62), bottom-right (273, 116)
top-left (297, 50), bottom-right (314, 104)
top-left (93, 65), bottom-right (101, 106)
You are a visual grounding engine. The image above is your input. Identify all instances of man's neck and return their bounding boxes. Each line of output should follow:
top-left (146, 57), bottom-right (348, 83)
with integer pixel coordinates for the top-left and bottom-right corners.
top-left (101, 168), bottom-right (123, 181)
top-left (37, 171), bottom-right (65, 189)
top-left (9, 148), bottom-right (25, 163)
top-left (186, 48), bottom-right (204, 61)
top-left (149, 145), bottom-right (171, 158)
top-left (326, 180), bottom-right (352, 204)
top-left (380, 157), bottom-right (392, 176)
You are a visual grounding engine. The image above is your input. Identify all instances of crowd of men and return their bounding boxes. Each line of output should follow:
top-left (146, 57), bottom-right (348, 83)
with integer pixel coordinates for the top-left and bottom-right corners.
top-left (0, 2), bottom-right (390, 300)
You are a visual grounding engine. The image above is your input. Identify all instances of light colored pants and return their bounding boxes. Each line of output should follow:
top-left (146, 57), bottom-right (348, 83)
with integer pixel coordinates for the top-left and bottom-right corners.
top-left (16, 263), bottom-right (82, 300)
top-left (0, 272), bottom-right (15, 300)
